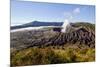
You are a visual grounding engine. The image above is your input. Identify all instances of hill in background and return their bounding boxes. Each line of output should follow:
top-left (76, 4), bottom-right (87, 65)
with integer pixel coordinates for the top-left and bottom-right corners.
top-left (11, 21), bottom-right (63, 30)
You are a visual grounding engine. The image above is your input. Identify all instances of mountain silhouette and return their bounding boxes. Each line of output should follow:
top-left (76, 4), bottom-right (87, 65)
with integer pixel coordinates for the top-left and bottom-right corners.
top-left (11, 21), bottom-right (63, 30)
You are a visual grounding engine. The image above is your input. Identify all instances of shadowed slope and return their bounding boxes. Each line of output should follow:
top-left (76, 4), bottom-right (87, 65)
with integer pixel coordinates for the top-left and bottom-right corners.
top-left (11, 22), bottom-right (95, 51)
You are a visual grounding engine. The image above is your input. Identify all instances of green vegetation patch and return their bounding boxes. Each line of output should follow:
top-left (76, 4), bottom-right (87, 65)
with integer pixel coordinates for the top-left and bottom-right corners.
top-left (11, 46), bottom-right (95, 66)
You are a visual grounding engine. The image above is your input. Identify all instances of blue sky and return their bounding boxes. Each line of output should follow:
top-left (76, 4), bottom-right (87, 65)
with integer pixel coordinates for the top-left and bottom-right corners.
top-left (11, 0), bottom-right (95, 26)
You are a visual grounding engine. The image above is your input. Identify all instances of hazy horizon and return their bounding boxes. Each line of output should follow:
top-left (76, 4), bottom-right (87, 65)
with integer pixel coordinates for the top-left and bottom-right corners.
top-left (11, 0), bottom-right (95, 26)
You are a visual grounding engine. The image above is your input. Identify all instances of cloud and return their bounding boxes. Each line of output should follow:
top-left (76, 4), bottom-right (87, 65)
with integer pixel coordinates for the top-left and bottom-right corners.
top-left (63, 7), bottom-right (81, 21)
top-left (73, 8), bottom-right (80, 14)
top-left (63, 12), bottom-right (73, 20)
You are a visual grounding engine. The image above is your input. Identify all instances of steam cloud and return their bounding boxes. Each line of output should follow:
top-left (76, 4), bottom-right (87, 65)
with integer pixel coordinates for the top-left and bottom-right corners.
top-left (62, 8), bottom-right (80, 33)
top-left (61, 19), bottom-right (71, 33)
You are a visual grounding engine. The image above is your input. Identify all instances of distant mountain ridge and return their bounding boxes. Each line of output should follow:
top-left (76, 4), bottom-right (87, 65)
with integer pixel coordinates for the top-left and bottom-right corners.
top-left (11, 21), bottom-right (63, 30)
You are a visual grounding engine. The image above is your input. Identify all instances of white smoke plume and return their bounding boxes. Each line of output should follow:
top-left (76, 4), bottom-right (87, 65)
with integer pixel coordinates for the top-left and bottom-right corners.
top-left (62, 8), bottom-right (81, 33)
top-left (61, 19), bottom-right (71, 33)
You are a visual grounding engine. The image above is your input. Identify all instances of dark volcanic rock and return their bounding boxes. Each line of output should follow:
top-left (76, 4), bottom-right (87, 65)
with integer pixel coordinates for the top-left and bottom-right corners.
top-left (11, 24), bottom-right (95, 51)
